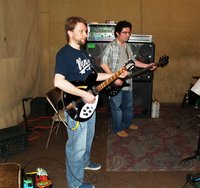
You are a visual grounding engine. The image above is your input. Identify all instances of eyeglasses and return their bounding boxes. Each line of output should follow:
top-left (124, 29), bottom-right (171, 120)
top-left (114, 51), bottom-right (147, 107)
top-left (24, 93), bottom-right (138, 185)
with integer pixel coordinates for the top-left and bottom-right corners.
top-left (120, 31), bottom-right (131, 35)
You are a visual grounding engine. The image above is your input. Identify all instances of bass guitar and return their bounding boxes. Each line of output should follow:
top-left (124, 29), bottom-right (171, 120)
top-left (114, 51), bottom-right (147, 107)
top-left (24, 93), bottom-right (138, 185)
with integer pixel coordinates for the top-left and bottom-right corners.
top-left (62, 60), bottom-right (134, 122)
top-left (105, 55), bottom-right (169, 96)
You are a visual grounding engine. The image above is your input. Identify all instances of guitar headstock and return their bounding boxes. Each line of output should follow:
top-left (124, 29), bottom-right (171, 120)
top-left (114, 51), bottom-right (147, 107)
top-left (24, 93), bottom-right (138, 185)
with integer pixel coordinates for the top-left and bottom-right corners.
top-left (156, 55), bottom-right (169, 68)
top-left (125, 59), bottom-right (135, 71)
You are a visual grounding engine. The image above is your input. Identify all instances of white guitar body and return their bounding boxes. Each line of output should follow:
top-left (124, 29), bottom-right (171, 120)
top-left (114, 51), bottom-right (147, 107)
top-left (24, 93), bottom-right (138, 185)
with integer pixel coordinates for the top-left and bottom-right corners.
top-left (79, 95), bottom-right (99, 119)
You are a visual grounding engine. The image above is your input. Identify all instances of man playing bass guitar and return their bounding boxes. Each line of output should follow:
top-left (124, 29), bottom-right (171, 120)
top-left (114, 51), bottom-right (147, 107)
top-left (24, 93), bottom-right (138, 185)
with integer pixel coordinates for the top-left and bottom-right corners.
top-left (101, 20), bottom-right (157, 138)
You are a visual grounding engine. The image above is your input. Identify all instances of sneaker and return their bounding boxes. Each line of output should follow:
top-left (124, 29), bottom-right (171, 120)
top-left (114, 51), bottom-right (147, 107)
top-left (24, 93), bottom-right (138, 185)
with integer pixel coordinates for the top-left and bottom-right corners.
top-left (129, 124), bottom-right (139, 130)
top-left (79, 183), bottom-right (95, 188)
top-left (117, 130), bottom-right (128, 137)
top-left (84, 162), bottom-right (101, 170)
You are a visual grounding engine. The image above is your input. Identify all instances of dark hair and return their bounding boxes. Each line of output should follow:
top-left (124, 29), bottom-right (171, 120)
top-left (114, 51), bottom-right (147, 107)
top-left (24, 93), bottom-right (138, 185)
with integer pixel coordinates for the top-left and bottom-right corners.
top-left (64, 16), bottom-right (87, 42)
top-left (114, 20), bottom-right (132, 37)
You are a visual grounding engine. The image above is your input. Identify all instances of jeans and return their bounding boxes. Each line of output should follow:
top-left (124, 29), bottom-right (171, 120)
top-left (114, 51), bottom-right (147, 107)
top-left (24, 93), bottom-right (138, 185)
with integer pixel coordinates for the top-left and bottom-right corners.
top-left (65, 111), bottom-right (96, 188)
top-left (109, 90), bottom-right (133, 133)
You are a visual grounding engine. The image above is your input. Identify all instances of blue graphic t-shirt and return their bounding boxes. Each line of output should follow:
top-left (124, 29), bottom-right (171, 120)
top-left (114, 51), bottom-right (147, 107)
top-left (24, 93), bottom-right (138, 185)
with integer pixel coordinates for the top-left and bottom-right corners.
top-left (55, 44), bottom-right (93, 82)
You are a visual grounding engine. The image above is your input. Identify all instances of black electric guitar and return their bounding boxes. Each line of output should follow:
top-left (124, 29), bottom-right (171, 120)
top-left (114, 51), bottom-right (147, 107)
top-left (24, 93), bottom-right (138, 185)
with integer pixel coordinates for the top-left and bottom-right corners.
top-left (62, 60), bottom-right (134, 122)
top-left (105, 55), bottom-right (169, 96)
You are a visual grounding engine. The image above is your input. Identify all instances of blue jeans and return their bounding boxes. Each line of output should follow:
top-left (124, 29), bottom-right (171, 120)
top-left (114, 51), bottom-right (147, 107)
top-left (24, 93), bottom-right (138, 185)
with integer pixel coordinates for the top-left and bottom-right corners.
top-left (65, 111), bottom-right (96, 188)
top-left (109, 90), bottom-right (133, 133)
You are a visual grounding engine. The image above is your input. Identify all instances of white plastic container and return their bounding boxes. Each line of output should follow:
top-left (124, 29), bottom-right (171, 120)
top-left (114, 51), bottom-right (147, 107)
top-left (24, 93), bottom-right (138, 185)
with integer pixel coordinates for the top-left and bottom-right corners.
top-left (156, 101), bottom-right (160, 118)
top-left (151, 99), bottom-right (160, 118)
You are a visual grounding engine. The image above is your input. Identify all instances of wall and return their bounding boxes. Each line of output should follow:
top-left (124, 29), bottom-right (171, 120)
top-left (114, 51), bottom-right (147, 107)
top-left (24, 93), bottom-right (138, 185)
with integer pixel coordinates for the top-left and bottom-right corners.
top-left (0, 0), bottom-right (40, 128)
top-left (0, 0), bottom-right (200, 128)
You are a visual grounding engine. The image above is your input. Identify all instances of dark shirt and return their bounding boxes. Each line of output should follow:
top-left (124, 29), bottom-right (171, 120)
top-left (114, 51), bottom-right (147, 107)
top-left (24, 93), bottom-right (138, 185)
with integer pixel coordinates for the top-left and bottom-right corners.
top-left (55, 44), bottom-right (93, 82)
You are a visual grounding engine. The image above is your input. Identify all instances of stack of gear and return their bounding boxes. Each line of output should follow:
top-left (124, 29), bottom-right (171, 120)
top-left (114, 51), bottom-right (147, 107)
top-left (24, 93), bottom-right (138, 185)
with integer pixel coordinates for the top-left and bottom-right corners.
top-left (23, 168), bottom-right (52, 188)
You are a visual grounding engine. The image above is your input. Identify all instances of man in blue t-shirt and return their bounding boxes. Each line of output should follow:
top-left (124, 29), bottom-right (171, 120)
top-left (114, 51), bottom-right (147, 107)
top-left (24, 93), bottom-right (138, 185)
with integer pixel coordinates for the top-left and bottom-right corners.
top-left (54, 16), bottom-right (127, 188)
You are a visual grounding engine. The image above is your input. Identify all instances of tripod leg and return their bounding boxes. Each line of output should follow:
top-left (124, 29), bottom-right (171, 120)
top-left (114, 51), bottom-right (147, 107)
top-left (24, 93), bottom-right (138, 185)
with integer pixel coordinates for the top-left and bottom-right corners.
top-left (196, 128), bottom-right (200, 156)
top-left (180, 127), bottom-right (200, 163)
top-left (181, 93), bottom-right (188, 108)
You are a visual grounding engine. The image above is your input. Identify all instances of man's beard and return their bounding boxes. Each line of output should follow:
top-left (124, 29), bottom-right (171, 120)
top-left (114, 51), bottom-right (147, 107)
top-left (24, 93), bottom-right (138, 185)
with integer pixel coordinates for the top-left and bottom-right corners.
top-left (77, 38), bottom-right (86, 46)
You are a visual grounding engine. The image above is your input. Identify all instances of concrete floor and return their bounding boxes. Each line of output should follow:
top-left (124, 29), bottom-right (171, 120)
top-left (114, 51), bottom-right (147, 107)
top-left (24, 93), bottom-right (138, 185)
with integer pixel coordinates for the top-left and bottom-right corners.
top-left (0, 106), bottom-right (198, 188)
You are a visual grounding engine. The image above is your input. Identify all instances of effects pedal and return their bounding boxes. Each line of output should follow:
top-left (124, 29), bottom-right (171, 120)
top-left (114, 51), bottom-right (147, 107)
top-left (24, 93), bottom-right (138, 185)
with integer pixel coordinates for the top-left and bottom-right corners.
top-left (23, 176), bottom-right (34, 188)
top-left (186, 173), bottom-right (200, 188)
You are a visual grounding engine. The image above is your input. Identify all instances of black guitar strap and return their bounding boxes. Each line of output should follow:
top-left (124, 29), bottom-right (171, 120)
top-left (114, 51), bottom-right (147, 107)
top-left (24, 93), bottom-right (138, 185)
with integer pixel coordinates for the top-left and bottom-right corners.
top-left (125, 45), bottom-right (130, 61)
top-left (81, 49), bottom-right (104, 73)
top-left (90, 56), bottom-right (105, 73)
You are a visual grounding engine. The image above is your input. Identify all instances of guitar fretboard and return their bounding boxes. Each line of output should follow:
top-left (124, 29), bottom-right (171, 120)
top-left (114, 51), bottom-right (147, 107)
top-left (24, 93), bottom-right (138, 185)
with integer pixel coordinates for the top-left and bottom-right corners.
top-left (96, 68), bottom-right (124, 92)
top-left (125, 56), bottom-right (169, 80)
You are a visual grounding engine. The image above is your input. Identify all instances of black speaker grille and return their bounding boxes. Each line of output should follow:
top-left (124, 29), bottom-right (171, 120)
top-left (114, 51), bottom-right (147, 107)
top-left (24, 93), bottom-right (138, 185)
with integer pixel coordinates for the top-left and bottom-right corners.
top-left (130, 43), bottom-right (155, 63)
top-left (130, 42), bottom-right (155, 81)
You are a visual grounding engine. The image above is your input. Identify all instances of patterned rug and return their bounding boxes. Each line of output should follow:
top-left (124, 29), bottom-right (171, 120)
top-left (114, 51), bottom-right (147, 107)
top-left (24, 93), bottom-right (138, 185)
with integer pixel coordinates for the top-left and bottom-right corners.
top-left (106, 104), bottom-right (200, 171)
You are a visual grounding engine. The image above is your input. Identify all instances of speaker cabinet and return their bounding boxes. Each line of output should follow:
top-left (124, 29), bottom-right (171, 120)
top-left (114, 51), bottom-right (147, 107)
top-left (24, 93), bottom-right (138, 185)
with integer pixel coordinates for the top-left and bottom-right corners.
top-left (129, 42), bottom-right (155, 81)
top-left (86, 42), bottom-right (108, 65)
top-left (133, 81), bottom-right (153, 118)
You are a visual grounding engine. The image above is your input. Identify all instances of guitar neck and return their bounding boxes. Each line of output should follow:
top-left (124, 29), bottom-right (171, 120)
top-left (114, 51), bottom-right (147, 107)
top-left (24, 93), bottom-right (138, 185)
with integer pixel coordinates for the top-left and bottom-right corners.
top-left (96, 68), bottom-right (124, 92)
top-left (125, 64), bottom-right (153, 80)
top-left (125, 55), bottom-right (169, 80)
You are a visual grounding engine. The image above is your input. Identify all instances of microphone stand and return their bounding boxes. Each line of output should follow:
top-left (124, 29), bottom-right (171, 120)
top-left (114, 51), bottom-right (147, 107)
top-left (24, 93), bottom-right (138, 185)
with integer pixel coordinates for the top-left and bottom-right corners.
top-left (180, 115), bottom-right (200, 163)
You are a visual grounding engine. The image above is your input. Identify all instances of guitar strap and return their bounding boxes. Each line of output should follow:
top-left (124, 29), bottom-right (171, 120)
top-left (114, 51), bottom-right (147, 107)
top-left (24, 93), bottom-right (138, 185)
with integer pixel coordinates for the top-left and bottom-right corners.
top-left (122, 46), bottom-right (132, 89)
top-left (125, 45), bottom-right (130, 60)
top-left (81, 49), bottom-right (104, 73)
top-left (90, 56), bottom-right (104, 73)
